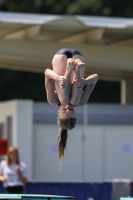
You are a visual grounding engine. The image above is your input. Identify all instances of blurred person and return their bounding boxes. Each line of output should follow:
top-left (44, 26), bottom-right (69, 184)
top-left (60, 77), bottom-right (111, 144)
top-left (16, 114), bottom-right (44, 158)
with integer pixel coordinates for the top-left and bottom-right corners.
top-left (0, 146), bottom-right (27, 194)
top-left (45, 48), bottom-right (98, 160)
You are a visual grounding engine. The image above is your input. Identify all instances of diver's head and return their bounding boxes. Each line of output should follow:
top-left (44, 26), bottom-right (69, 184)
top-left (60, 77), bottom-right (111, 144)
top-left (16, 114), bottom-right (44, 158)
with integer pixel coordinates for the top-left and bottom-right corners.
top-left (58, 103), bottom-right (76, 119)
top-left (57, 103), bottom-right (77, 130)
top-left (56, 103), bottom-right (77, 160)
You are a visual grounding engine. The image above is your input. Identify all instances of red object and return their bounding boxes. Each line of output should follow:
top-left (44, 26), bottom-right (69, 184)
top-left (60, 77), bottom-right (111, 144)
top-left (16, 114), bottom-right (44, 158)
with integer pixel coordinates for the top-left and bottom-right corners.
top-left (0, 127), bottom-right (8, 155)
top-left (0, 140), bottom-right (8, 155)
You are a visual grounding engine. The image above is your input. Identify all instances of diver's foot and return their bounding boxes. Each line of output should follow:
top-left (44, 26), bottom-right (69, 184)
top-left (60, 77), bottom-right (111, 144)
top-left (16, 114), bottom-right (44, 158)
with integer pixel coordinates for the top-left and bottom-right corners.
top-left (66, 58), bottom-right (76, 72)
top-left (75, 59), bottom-right (85, 74)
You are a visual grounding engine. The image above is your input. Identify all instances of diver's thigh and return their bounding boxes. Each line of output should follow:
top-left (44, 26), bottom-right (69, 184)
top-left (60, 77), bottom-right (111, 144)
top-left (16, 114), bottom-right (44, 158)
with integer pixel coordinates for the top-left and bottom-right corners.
top-left (52, 54), bottom-right (67, 76)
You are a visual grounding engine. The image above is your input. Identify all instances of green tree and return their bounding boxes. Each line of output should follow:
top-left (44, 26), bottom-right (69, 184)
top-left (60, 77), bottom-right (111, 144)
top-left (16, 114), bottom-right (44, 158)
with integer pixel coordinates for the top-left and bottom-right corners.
top-left (0, 0), bottom-right (133, 17)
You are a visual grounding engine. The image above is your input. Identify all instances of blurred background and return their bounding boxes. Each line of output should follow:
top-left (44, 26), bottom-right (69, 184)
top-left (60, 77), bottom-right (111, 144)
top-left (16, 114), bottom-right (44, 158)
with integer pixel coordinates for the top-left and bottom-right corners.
top-left (0, 0), bottom-right (133, 200)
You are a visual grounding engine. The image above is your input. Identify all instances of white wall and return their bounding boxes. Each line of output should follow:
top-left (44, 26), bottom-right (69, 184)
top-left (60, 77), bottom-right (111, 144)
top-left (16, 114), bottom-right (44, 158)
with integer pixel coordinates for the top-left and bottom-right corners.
top-left (84, 126), bottom-right (104, 182)
top-left (33, 124), bottom-right (133, 182)
top-left (33, 125), bottom-right (83, 182)
top-left (15, 100), bottom-right (33, 180)
top-left (1, 101), bottom-right (133, 182)
top-left (105, 126), bottom-right (133, 180)
top-left (0, 100), bottom-right (33, 180)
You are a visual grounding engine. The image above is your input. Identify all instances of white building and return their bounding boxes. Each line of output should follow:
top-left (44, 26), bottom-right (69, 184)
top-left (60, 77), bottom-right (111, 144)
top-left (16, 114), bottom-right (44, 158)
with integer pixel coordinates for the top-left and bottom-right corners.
top-left (0, 100), bottom-right (133, 182)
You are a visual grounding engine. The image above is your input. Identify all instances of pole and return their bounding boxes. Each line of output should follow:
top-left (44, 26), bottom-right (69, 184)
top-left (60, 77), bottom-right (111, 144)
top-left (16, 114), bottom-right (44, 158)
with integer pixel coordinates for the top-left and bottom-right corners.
top-left (81, 104), bottom-right (88, 181)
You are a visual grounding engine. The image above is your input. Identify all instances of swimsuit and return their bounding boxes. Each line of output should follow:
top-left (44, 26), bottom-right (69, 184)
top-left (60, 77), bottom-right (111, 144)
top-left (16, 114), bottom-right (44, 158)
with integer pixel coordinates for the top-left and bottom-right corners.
top-left (55, 48), bottom-right (83, 58)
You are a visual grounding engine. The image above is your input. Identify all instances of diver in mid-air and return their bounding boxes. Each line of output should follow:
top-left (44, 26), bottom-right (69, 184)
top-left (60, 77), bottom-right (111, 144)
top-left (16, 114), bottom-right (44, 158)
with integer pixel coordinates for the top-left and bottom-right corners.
top-left (45, 48), bottom-right (98, 160)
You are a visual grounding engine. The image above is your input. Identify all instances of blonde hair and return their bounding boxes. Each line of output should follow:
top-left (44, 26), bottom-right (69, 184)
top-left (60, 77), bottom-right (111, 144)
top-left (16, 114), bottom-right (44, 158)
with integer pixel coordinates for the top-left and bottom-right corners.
top-left (57, 117), bottom-right (77, 160)
top-left (6, 146), bottom-right (19, 165)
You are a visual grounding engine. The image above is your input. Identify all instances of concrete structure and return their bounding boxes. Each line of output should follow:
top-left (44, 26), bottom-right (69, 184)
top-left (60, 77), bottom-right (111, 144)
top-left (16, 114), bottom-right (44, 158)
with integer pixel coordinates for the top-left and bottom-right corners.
top-left (0, 100), bottom-right (33, 180)
top-left (0, 100), bottom-right (133, 182)
top-left (0, 12), bottom-right (133, 103)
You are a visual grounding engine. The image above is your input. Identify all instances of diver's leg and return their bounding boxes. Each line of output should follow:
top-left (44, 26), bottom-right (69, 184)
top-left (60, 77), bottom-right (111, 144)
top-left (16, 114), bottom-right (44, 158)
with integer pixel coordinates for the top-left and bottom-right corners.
top-left (72, 55), bottom-right (85, 80)
top-left (52, 55), bottom-right (75, 81)
top-left (52, 55), bottom-right (75, 104)
top-left (52, 54), bottom-right (67, 76)
top-left (69, 55), bottom-right (85, 105)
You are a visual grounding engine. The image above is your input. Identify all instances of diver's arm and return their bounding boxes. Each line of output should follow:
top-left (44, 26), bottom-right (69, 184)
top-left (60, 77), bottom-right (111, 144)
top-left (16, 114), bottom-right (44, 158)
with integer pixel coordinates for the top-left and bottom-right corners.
top-left (45, 77), bottom-right (59, 106)
top-left (70, 74), bottom-right (98, 105)
top-left (44, 69), bottom-right (71, 105)
top-left (45, 69), bottom-right (70, 89)
top-left (45, 69), bottom-right (59, 81)
top-left (79, 74), bottom-right (98, 105)
top-left (83, 74), bottom-right (98, 85)
top-left (79, 83), bottom-right (96, 106)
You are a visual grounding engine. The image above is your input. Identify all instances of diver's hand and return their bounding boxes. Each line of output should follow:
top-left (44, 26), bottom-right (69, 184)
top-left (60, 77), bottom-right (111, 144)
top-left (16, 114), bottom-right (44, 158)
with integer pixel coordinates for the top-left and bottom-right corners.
top-left (58, 76), bottom-right (70, 88)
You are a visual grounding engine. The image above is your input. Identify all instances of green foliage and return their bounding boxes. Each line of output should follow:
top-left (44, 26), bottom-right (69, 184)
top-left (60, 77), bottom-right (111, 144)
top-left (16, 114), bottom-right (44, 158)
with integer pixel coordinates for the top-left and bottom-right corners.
top-left (0, 0), bottom-right (133, 17)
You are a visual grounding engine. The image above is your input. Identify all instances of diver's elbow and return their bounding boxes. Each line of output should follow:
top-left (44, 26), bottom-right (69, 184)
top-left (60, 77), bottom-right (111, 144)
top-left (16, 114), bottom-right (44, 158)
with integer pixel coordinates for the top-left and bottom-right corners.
top-left (95, 74), bottom-right (99, 81)
top-left (44, 68), bottom-right (49, 75)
